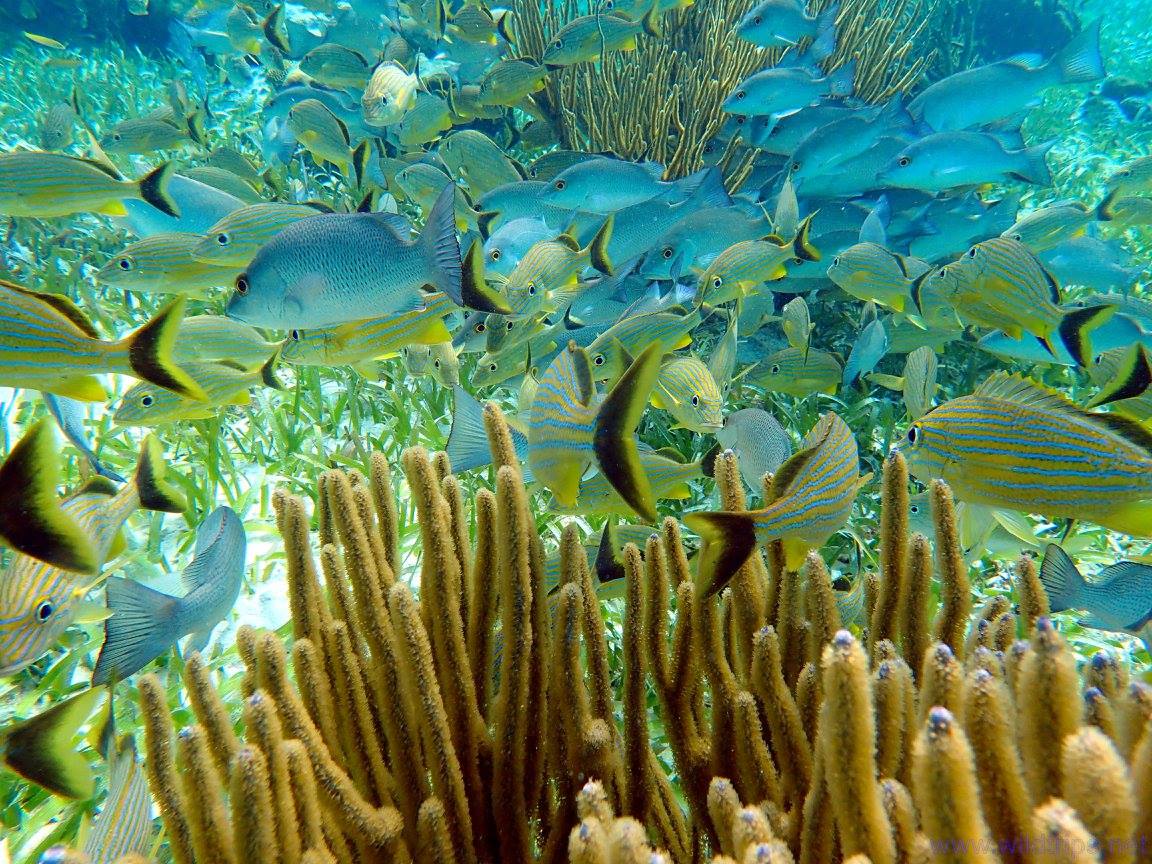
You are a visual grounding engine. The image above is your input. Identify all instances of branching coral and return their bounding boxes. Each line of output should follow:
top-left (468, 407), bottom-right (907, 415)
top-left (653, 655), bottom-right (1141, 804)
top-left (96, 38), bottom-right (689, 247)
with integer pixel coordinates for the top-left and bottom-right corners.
top-left (126, 411), bottom-right (1152, 864)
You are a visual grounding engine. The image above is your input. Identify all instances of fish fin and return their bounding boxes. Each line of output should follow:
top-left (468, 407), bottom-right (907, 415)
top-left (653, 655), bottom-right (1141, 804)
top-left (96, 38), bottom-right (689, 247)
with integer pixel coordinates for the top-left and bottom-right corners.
top-left (791, 213), bottom-right (820, 262)
top-left (641, 2), bottom-right (661, 37)
top-left (592, 342), bottom-right (663, 523)
top-left (2, 688), bottom-right (103, 799)
top-left (91, 577), bottom-right (180, 685)
top-left (135, 435), bottom-right (187, 513)
top-left (414, 317), bottom-right (453, 345)
top-left (52, 377), bottom-right (109, 401)
top-left (446, 385), bottom-right (494, 473)
top-left (96, 201), bottom-right (129, 216)
top-left (1086, 343), bottom-right (1152, 408)
top-left (1056, 19), bottom-right (1104, 84)
top-left (768, 443), bottom-right (821, 498)
top-left (183, 625), bottom-right (215, 657)
top-left (594, 521), bottom-right (626, 585)
top-left (588, 214), bottom-right (615, 275)
top-left (258, 348), bottom-right (284, 390)
top-left (419, 183), bottom-right (465, 300)
top-left (684, 510), bottom-right (757, 598)
top-left (124, 297), bottom-right (208, 401)
top-left (73, 599), bottom-right (113, 624)
top-left (1057, 304), bottom-right (1116, 368)
top-left (458, 236), bottom-right (512, 314)
top-left (136, 162), bottom-right (179, 218)
top-left (352, 140), bottom-right (372, 189)
top-left (868, 373), bottom-right (904, 391)
top-left (1096, 188), bottom-right (1120, 221)
top-left (0, 420), bottom-right (98, 573)
top-left (1038, 543), bottom-right (1084, 611)
top-left (1009, 142), bottom-right (1054, 186)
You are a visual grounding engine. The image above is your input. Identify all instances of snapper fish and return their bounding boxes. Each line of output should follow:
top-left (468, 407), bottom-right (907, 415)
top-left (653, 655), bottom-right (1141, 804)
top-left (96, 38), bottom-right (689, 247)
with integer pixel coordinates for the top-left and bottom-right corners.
top-left (96, 232), bottom-right (239, 298)
top-left (652, 356), bottom-right (723, 432)
top-left (714, 407), bottom-right (793, 492)
top-left (1039, 544), bottom-right (1152, 650)
top-left (192, 203), bottom-right (321, 267)
top-left (0, 153), bottom-right (177, 219)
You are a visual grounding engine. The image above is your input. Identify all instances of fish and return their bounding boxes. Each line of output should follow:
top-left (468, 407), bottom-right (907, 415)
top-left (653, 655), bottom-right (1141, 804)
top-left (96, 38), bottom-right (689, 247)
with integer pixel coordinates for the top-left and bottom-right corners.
top-left (23, 31), bottom-right (67, 49)
top-left (38, 102), bottom-right (78, 151)
top-left (527, 341), bottom-right (663, 521)
top-left (192, 202), bottom-right (321, 267)
top-left (695, 221), bottom-right (817, 305)
top-left (878, 132), bottom-right (1053, 192)
top-left (121, 173), bottom-right (245, 237)
top-left (173, 315), bottom-right (280, 369)
top-left (827, 242), bottom-right (930, 313)
top-left (907, 21), bottom-right (1104, 131)
top-left (96, 232), bottom-right (239, 298)
top-left (0, 688), bottom-right (104, 799)
top-left (843, 317), bottom-right (888, 386)
top-left (869, 345), bottom-right (938, 419)
top-left (751, 346), bottom-right (841, 396)
top-left (788, 100), bottom-right (911, 186)
top-left (782, 296), bottom-right (814, 355)
top-left (395, 92), bottom-right (454, 148)
top-left (476, 58), bottom-right (549, 106)
top-left (92, 506), bottom-right (246, 683)
top-left (281, 293), bottom-right (454, 367)
top-left (205, 147), bottom-right (262, 188)
top-left (1001, 202), bottom-right (1093, 252)
top-left (483, 217), bottom-right (555, 277)
top-left (0, 283), bottom-right (204, 402)
top-left (182, 166), bottom-right (262, 204)
top-left (724, 62), bottom-right (855, 119)
top-left (287, 98), bottom-right (352, 173)
top-left (1105, 156), bottom-right (1152, 199)
top-left (585, 308), bottom-right (700, 382)
top-left (737, 0), bottom-right (837, 51)
top-left (916, 236), bottom-right (1114, 366)
top-left (708, 310), bottom-right (739, 392)
top-left (0, 436), bottom-right (186, 677)
top-left (541, 6), bottom-right (661, 67)
top-left (687, 411), bottom-right (866, 594)
top-left (81, 734), bottom-right (154, 864)
top-left (483, 311), bottom-right (547, 355)
top-left (898, 372), bottom-right (1152, 537)
top-left (113, 353), bottom-right (282, 425)
top-left (540, 158), bottom-right (706, 214)
top-left (299, 43), bottom-right (373, 89)
top-left (227, 186), bottom-right (506, 329)
top-left (652, 356), bottom-right (723, 432)
top-left (503, 222), bottom-right (614, 317)
top-left (976, 309), bottom-right (1148, 367)
top-left (1083, 343), bottom-right (1152, 419)
top-left (1038, 544), bottom-right (1152, 648)
top-left (1039, 236), bottom-right (1143, 293)
top-left (445, 385), bottom-right (531, 476)
top-left (439, 129), bottom-right (523, 197)
top-left (402, 341), bottom-right (461, 387)
top-left (714, 407), bottom-right (793, 491)
top-left (43, 394), bottom-right (126, 483)
top-left (361, 60), bottom-right (420, 126)
top-left (0, 153), bottom-right (178, 219)
top-left (100, 117), bottom-right (196, 155)
top-left (639, 205), bottom-right (774, 281)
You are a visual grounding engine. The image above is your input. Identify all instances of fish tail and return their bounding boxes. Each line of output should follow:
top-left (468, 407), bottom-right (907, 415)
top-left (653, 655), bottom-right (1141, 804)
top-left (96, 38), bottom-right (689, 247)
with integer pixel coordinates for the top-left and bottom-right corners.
top-left (262, 4), bottom-right (291, 52)
top-left (1011, 142), bottom-right (1054, 186)
top-left (123, 296), bottom-right (208, 401)
top-left (0, 419), bottom-right (98, 573)
top-left (134, 435), bottom-right (188, 514)
top-left (1096, 188), bottom-right (1120, 221)
top-left (591, 342), bottom-right (663, 523)
top-left (135, 161), bottom-right (179, 218)
top-left (1056, 19), bottom-right (1104, 84)
top-left (1056, 303), bottom-right (1116, 367)
top-left (1038, 543), bottom-right (1085, 611)
top-left (185, 110), bottom-right (207, 147)
top-left (588, 214), bottom-right (615, 275)
top-left (3, 688), bottom-right (103, 799)
top-left (792, 213), bottom-right (820, 262)
top-left (827, 58), bottom-right (856, 97)
top-left (421, 183), bottom-right (464, 297)
top-left (91, 576), bottom-right (179, 685)
top-left (445, 385), bottom-right (493, 473)
top-left (458, 236), bottom-right (512, 313)
top-left (683, 510), bottom-right (758, 598)
top-left (641, 1), bottom-right (662, 37)
top-left (352, 139), bottom-right (372, 188)
top-left (1086, 344), bottom-right (1152, 408)
top-left (810, 4), bottom-right (839, 63)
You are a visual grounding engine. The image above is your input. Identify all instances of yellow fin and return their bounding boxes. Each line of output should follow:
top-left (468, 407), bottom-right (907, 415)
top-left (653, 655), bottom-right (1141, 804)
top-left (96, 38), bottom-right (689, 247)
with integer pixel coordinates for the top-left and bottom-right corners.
top-left (414, 319), bottom-right (453, 345)
top-left (53, 377), bottom-right (109, 402)
top-left (96, 201), bottom-right (128, 216)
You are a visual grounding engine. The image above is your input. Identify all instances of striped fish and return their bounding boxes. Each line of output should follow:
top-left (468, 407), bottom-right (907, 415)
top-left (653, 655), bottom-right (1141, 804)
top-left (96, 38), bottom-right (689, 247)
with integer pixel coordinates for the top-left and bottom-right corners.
top-left (0, 282), bottom-right (204, 402)
top-left (553, 450), bottom-right (704, 517)
top-left (439, 130), bottom-right (523, 198)
top-left (750, 346), bottom-right (841, 396)
top-left (915, 236), bottom-right (1114, 366)
top-left (114, 353), bottom-right (282, 425)
top-left (652, 356), bottom-right (723, 432)
top-left (403, 341), bottom-right (460, 387)
top-left (477, 58), bottom-right (549, 106)
top-left (696, 215), bottom-right (816, 305)
top-left (96, 232), bottom-right (239, 298)
top-left (687, 412), bottom-right (866, 595)
top-left (192, 203), bottom-right (320, 267)
top-left (899, 372), bottom-right (1152, 537)
top-left (827, 241), bottom-right (929, 313)
top-left (484, 311), bottom-right (547, 355)
top-left (1, 688), bottom-right (104, 799)
top-left (0, 437), bottom-right (185, 677)
top-left (173, 315), bottom-right (280, 370)
top-left (282, 293), bottom-right (455, 367)
top-left (504, 219), bottom-right (614, 317)
top-left (82, 736), bottom-right (153, 863)
top-left (585, 308), bottom-right (700, 382)
top-left (527, 341), bottom-right (663, 521)
top-left (473, 331), bottom-right (559, 388)
top-left (0, 153), bottom-right (178, 218)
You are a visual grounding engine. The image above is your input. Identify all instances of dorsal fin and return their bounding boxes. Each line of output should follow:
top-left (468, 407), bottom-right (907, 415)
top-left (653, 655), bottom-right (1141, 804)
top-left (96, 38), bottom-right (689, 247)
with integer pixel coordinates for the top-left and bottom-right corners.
top-left (767, 443), bottom-right (820, 498)
top-left (653, 447), bottom-right (685, 464)
top-left (555, 233), bottom-right (581, 252)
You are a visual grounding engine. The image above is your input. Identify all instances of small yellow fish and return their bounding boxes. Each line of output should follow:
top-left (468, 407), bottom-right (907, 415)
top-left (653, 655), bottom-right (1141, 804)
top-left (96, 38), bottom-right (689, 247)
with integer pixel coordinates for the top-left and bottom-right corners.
top-left (97, 232), bottom-right (239, 298)
top-left (287, 98), bottom-right (352, 174)
top-left (0, 153), bottom-right (178, 219)
top-left (504, 221), bottom-right (614, 316)
top-left (115, 355), bottom-right (282, 425)
top-left (362, 61), bottom-right (420, 126)
top-left (751, 347), bottom-right (841, 396)
top-left (652, 356), bottom-right (723, 432)
top-left (23, 31), bottom-right (66, 49)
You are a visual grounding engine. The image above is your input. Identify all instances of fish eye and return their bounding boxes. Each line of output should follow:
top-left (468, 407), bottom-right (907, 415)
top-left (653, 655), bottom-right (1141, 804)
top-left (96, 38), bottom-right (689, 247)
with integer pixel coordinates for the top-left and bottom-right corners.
top-left (910, 504), bottom-right (920, 514)
top-left (907, 425), bottom-right (919, 445)
top-left (662, 247), bottom-right (674, 260)
top-left (434, 359), bottom-right (441, 368)
top-left (770, 364), bottom-right (780, 374)
top-left (967, 247), bottom-right (977, 258)
top-left (117, 258), bottom-right (133, 271)
top-left (141, 394), bottom-right (154, 407)
top-left (897, 156), bottom-right (910, 167)
top-left (704, 143), bottom-right (714, 154)
top-left (735, 115), bottom-right (746, 125)
top-left (216, 232), bottom-right (230, 246)
top-left (832, 256), bottom-right (840, 266)
top-left (937, 268), bottom-right (947, 277)
top-left (753, 15), bottom-right (762, 23)
top-left (290, 329), bottom-right (300, 341)
top-left (112, 132), bottom-right (122, 141)
top-left (35, 600), bottom-right (53, 623)
top-left (236, 275), bottom-right (250, 295)
top-left (711, 276), bottom-right (722, 288)
top-left (554, 179), bottom-right (567, 191)
top-left (488, 362), bottom-right (498, 371)
top-left (736, 90), bottom-right (746, 100)
top-left (593, 354), bottom-right (605, 366)
top-left (527, 282), bottom-right (536, 295)
top-left (551, 38), bottom-right (562, 49)
top-left (792, 161), bottom-right (801, 172)
top-left (506, 321), bottom-right (515, 331)
top-left (691, 395), bottom-right (700, 407)
top-left (490, 249), bottom-right (501, 260)
top-left (380, 94), bottom-right (390, 104)
top-left (475, 322), bottom-right (486, 333)
top-left (1011, 233), bottom-right (1022, 241)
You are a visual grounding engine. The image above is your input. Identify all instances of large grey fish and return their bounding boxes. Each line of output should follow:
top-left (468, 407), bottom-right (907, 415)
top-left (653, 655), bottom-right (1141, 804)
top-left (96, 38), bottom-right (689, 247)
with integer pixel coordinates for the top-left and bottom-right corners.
top-left (715, 408), bottom-right (793, 491)
top-left (878, 131), bottom-right (1052, 192)
top-left (541, 158), bottom-right (708, 214)
top-left (1039, 544), bottom-right (1152, 650)
top-left (91, 506), bottom-right (247, 684)
top-left (227, 185), bottom-right (508, 329)
top-left (42, 394), bottom-right (125, 483)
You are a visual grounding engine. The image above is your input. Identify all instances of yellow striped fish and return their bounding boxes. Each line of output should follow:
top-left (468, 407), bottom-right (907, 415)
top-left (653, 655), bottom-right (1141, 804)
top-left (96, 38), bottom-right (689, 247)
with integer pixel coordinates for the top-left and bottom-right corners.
top-left (403, 341), bottom-right (460, 387)
top-left (696, 215), bottom-right (817, 305)
top-left (1085, 342), bottom-right (1152, 417)
top-left (281, 293), bottom-right (455, 366)
top-left (82, 735), bottom-right (153, 864)
top-left (687, 412), bottom-right (866, 595)
top-left (750, 346), bottom-right (841, 396)
top-left (586, 308), bottom-right (700, 382)
top-left (174, 315), bottom-right (280, 370)
top-left (0, 420), bottom-right (99, 574)
top-left (0, 283), bottom-right (204, 402)
top-left (287, 98), bottom-right (352, 174)
top-left (0, 688), bottom-right (104, 799)
top-left (869, 345), bottom-right (938, 419)
top-left (473, 332), bottom-right (558, 388)
top-left (96, 232), bottom-right (239, 297)
top-left (504, 220), bottom-right (614, 317)
top-left (527, 340), bottom-right (663, 521)
top-left (477, 58), bottom-right (549, 106)
top-left (361, 61), bottom-right (420, 126)
top-left (114, 353), bottom-right (282, 425)
top-left (899, 372), bottom-right (1152, 537)
top-left (0, 437), bottom-right (185, 677)
top-left (193, 203), bottom-right (320, 267)
top-left (439, 129), bottom-right (524, 197)
top-left (0, 153), bottom-right (178, 218)
top-left (652, 356), bottom-right (723, 432)
top-left (915, 236), bottom-right (1114, 366)
top-left (483, 311), bottom-right (548, 355)
top-left (553, 450), bottom-right (705, 517)
top-left (827, 242), bottom-right (929, 313)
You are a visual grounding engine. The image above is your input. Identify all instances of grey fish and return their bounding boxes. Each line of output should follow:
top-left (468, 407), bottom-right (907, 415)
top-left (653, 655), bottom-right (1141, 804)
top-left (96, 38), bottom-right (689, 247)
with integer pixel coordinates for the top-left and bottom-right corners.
top-left (445, 385), bottom-right (531, 477)
top-left (541, 158), bottom-right (707, 214)
top-left (843, 317), bottom-right (888, 385)
top-left (42, 394), bottom-right (125, 483)
top-left (724, 61), bottom-right (855, 119)
top-left (737, 0), bottom-right (837, 52)
top-left (1040, 236), bottom-right (1143, 293)
top-left (121, 174), bottom-right (246, 237)
top-left (1039, 544), bottom-right (1152, 648)
top-left (91, 506), bottom-right (247, 684)
top-left (878, 131), bottom-right (1052, 192)
top-left (715, 408), bottom-right (793, 491)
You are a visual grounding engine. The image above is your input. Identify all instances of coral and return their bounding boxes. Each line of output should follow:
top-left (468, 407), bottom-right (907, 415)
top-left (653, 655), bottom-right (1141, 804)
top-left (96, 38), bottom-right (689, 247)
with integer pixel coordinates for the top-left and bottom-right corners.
top-left (129, 409), bottom-right (1152, 864)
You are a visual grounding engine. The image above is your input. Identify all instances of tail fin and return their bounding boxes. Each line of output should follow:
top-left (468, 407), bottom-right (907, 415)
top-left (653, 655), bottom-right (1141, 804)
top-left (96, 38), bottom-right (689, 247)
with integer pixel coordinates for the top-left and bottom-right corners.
top-left (592, 342), bottom-right (663, 523)
top-left (459, 237), bottom-right (512, 313)
top-left (1038, 543), bottom-right (1084, 612)
top-left (684, 510), bottom-right (758, 598)
top-left (827, 59), bottom-right (856, 97)
top-left (125, 297), bottom-right (207, 401)
top-left (1056, 19), bottom-right (1105, 84)
top-left (2, 688), bottom-right (103, 799)
top-left (1011, 142), bottom-right (1054, 186)
top-left (587, 214), bottom-right (615, 275)
top-left (446, 385), bottom-right (494, 473)
top-left (262, 4), bottom-right (291, 53)
top-left (258, 348), bottom-right (285, 390)
top-left (136, 162), bottom-right (179, 218)
top-left (135, 435), bottom-right (187, 513)
top-left (1055, 303), bottom-right (1115, 367)
top-left (421, 184), bottom-right (464, 301)
top-left (0, 420), bottom-right (98, 573)
top-left (1085, 342), bottom-right (1152, 408)
top-left (791, 213), bottom-right (820, 262)
top-left (810, 3), bottom-right (839, 63)
top-left (91, 577), bottom-right (180, 685)
top-left (1096, 188), bottom-right (1120, 221)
